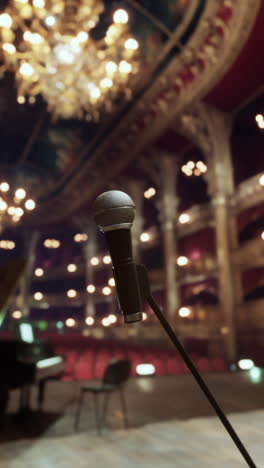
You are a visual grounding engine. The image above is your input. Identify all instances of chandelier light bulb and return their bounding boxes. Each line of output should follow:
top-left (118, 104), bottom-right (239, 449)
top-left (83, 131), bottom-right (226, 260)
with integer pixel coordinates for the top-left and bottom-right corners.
top-left (15, 188), bottom-right (26, 200)
top-left (0, 199), bottom-right (7, 211)
top-left (15, 207), bottom-right (24, 217)
top-left (119, 60), bottom-right (132, 73)
top-left (2, 43), bottom-right (16, 54)
top-left (0, 13), bottom-right (12, 29)
top-left (77, 31), bottom-right (88, 43)
top-left (113, 9), bottom-right (129, 24)
top-left (0, 182), bottom-right (9, 192)
top-left (19, 62), bottom-right (34, 77)
top-left (7, 206), bottom-right (16, 215)
top-left (100, 77), bottom-right (113, 88)
top-left (106, 61), bottom-right (117, 74)
top-left (25, 199), bottom-right (35, 210)
top-left (33, 0), bottom-right (45, 8)
top-left (125, 38), bottom-right (138, 50)
top-left (44, 15), bottom-right (56, 27)
top-left (90, 87), bottom-right (101, 100)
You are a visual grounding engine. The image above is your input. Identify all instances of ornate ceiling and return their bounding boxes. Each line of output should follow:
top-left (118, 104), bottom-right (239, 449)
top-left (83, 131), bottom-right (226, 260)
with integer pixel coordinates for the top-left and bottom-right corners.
top-left (0, 0), bottom-right (262, 230)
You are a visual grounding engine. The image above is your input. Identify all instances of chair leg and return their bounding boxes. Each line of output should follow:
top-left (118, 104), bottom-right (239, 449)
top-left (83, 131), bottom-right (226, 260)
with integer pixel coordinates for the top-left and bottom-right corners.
top-left (93, 393), bottom-right (101, 435)
top-left (75, 390), bottom-right (84, 431)
top-left (100, 392), bottom-right (110, 429)
top-left (119, 388), bottom-right (128, 429)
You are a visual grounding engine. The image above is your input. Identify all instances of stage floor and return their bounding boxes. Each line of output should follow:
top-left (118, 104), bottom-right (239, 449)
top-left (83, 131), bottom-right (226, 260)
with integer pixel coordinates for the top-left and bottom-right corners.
top-left (1, 372), bottom-right (264, 467)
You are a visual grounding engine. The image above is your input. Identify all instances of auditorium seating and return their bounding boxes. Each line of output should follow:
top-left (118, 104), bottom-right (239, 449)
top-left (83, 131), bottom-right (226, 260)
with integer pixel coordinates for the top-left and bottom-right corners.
top-left (42, 334), bottom-right (228, 381)
top-left (0, 331), bottom-right (228, 381)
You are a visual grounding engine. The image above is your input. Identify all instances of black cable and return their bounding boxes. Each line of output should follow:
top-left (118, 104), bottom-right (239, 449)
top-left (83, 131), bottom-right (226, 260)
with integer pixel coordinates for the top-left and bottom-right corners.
top-left (148, 294), bottom-right (257, 468)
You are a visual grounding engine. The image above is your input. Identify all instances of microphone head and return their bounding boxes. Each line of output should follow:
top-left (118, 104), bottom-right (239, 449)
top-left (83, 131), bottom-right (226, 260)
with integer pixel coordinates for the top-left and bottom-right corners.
top-left (93, 190), bottom-right (135, 232)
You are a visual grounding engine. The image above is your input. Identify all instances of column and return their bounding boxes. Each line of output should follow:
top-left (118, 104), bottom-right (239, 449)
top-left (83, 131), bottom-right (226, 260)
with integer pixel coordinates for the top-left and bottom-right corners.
top-left (82, 223), bottom-right (97, 317)
top-left (16, 230), bottom-right (39, 317)
top-left (207, 109), bottom-right (243, 362)
top-left (158, 154), bottom-right (180, 324)
top-left (126, 179), bottom-right (144, 263)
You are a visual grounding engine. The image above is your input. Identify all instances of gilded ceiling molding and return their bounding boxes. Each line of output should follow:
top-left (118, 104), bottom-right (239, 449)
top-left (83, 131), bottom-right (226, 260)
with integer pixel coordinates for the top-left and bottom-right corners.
top-left (30, 0), bottom-right (260, 224)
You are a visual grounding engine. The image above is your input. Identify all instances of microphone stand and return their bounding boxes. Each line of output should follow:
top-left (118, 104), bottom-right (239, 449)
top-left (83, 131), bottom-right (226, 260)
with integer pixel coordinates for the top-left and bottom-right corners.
top-left (136, 264), bottom-right (257, 468)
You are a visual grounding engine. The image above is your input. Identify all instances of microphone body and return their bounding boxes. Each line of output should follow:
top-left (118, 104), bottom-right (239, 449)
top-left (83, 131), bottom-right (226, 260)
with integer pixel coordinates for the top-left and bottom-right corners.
top-left (93, 190), bottom-right (143, 323)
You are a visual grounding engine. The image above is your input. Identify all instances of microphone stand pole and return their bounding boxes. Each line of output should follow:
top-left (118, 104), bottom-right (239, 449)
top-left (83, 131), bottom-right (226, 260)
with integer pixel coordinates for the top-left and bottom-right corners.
top-left (136, 264), bottom-right (256, 468)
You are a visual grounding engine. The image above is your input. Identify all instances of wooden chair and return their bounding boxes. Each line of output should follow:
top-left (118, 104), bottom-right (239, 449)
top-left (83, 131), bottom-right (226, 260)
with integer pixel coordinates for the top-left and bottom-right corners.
top-left (75, 359), bottom-right (131, 434)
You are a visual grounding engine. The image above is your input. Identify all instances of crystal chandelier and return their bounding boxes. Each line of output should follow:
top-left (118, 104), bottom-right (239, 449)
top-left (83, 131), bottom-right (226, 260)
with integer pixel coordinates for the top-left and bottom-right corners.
top-left (0, 181), bottom-right (36, 232)
top-left (0, 1), bottom-right (140, 120)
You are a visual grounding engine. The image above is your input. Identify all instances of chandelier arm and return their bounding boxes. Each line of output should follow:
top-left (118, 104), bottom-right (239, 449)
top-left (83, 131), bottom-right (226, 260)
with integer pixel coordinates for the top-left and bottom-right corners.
top-left (124, 0), bottom-right (172, 37)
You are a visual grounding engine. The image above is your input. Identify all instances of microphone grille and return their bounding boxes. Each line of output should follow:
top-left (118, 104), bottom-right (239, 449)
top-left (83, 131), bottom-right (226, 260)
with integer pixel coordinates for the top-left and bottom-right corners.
top-left (93, 190), bottom-right (135, 231)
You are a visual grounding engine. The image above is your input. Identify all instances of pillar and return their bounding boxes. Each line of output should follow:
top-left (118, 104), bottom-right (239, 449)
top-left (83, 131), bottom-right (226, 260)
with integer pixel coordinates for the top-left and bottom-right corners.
top-left (158, 154), bottom-right (180, 324)
top-left (127, 179), bottom-right (144, 263)
top-left (207, 108), bottom-right (243, 362)
top-left (82, 223), bottom-right (97, 317)
top-left (16, 230), bottom-right (39, 317)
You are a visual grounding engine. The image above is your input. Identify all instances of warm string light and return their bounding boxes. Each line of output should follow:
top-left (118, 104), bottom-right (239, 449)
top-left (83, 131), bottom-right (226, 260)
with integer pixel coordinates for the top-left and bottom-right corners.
top-left (34, 291), bottom-right (43, 300)
top-left (144, 187), bottom-right (156, 199)
top-left (140, 232), bottom-right (151, 243)
top-left (0, 240), bottom-right (15, 249)
top-left (177, 256), bottom-right (189, 266)
top-left (255, 114), bottom-right (264, 129)
top-left (74, 233), bottom-right (88, 242)
top-left (90, 256), bottom-right (99, 266)
top-left (87, 284), bottom-right (96, 294)
top-left (102, 286), bottom-right (111, 296)
top-left (179, 213), bottom-right (190, 224)
top-left (178, 307), bottom-right (191, 318)
top-left (0, 3), bottom-right (140, 120)
top-left (12, 310), bottom-right (22, 319)
top-left (85, 316), bottom-right (94, 326)
top-left (44, 238), bottom-right (60, 248)
top-left (259, 174), bottom-right (264, 186)
top-left (67, 289), bottom-right (77, 298)
top-left (108, 277), bottom-right (115, 287)
top-left (65, 317), bottom-right (76, 327)
top-left (0, 182), bottom-right (36, 229)
top-left (181, 161), bottom-right (207, 177)
top-left (67, 263), bottom-right (77, 272)
top-left (103, 255), bottom-right (111, 265)
top-left (34, 267), bottom-right (44, 276)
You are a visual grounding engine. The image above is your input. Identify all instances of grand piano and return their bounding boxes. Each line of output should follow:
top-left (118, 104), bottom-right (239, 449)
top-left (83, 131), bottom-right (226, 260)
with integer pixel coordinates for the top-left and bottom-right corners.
top-left (0, 320), bottom-right (65, 418)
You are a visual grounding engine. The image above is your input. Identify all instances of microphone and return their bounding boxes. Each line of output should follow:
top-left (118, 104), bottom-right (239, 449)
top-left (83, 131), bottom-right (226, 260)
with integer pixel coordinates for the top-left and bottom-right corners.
top-left (93, 190), bottom-right (143, 323)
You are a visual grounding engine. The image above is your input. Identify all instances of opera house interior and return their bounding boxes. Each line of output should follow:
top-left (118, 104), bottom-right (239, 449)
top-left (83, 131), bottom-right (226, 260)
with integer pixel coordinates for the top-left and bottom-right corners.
top-left (0, 0), bottom-right (263, 466)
